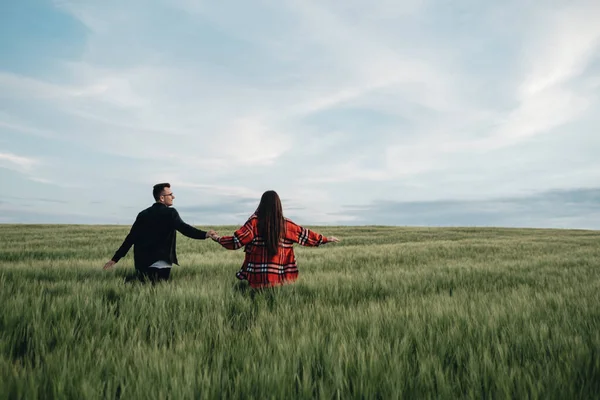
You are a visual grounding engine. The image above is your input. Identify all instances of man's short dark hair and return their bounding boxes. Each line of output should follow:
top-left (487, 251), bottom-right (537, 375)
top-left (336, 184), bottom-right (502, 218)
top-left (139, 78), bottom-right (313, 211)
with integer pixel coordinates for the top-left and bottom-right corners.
top-left (153, 183), bottom-right (170, 201)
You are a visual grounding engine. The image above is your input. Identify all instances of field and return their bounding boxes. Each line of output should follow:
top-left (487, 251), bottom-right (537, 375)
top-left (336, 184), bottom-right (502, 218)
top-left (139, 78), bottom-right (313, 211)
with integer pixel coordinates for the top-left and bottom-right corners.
top-left (1, 224), bottom-right (599, 399)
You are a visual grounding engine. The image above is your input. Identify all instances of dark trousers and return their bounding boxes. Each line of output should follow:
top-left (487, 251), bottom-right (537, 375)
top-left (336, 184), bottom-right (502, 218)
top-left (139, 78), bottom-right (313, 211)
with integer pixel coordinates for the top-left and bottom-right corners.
top-left (139, 267), bottom-right (171, 284)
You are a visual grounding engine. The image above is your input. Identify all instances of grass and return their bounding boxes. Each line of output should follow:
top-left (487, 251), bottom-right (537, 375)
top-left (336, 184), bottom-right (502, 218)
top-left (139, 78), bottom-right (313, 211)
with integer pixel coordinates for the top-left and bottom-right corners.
top-left (1, 224), bottom-right (599, 399)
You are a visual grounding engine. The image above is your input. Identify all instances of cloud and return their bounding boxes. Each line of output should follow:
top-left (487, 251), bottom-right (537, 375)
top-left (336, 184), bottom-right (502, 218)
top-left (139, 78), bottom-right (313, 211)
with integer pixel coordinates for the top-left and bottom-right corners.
top-left (341, 187), bottom-right (600, 229)
top-left (0, 72), bottom-right (71, 100)
top-left (175, 182), bottom-right (263, 199)
top-left (0, 204), bottom-right (118, 224)
top-left (479, 2), bottom-right (600, 150)
top-left (0, 152), bottom-right (39, 171)
top-left (4, 196), bottom-right (68, 204)
top-left (0, 119), bottom-right (56, 139)
top-left (177, 197), bottom-right (258, 225)
top-left (519, 3), bottom-right (600, 96)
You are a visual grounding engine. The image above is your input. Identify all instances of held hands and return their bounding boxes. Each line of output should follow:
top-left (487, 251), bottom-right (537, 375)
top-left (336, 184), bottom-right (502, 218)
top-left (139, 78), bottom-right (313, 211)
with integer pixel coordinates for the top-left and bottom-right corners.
top-left (207, 230), bottom-right (220, 241)
top-left (103, 260), bottom-right (116, 270)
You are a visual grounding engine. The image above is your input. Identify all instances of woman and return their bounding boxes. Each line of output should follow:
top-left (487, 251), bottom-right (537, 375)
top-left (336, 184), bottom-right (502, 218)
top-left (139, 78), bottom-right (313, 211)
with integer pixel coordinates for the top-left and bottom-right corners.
top-left (209, 190), bottom-right (339, 288)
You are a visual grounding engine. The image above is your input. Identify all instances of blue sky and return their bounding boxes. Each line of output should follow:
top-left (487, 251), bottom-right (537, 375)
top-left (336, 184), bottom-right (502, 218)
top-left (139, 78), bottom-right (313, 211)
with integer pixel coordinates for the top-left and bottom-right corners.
top-left (1, 0), bottom-right (600, 228)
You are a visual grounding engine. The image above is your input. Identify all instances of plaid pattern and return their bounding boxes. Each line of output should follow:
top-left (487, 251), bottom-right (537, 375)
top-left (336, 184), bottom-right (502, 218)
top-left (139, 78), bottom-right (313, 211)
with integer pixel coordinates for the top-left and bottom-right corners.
top-left (217, 214), bottom-right (329, 288)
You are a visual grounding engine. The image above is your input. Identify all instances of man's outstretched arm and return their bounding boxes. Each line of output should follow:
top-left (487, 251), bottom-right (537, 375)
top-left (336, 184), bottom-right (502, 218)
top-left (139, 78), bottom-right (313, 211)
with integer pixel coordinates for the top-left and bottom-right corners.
top-left (172, 209), bottom-right (214, 239)
top-left (103, 217), bottom-right (139, 269)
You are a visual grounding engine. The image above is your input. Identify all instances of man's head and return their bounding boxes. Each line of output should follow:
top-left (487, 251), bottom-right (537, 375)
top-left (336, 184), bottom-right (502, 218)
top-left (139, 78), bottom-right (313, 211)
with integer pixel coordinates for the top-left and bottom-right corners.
top-left (153, 183), bottom-right (175, 206)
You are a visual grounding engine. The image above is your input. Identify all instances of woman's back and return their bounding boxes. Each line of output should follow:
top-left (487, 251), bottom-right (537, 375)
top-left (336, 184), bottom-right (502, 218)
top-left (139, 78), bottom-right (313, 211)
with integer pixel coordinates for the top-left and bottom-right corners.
top-left (210, 190), bottom-right (338, 288)
top-left (216, 214), bottom-right (331, 288)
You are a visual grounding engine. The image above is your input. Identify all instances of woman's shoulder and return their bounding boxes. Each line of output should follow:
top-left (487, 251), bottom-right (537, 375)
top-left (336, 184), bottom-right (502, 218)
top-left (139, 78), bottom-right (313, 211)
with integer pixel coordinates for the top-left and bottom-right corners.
top-left (245, 214), bottom-right (258, 226)
top-left (284, 218), bottom-right (301, 230)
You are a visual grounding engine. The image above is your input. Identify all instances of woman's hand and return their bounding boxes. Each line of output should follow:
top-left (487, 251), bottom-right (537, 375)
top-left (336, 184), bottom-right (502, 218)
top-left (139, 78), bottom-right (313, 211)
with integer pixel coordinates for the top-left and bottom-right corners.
top-left (328, 236), bottom-right (340, 243)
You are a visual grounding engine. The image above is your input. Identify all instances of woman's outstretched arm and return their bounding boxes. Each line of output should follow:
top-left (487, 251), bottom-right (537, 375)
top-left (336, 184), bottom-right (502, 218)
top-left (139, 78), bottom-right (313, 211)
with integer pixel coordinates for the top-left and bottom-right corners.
top-left (287, 220), bottom-right (339, 247)
top-left (210, 217), bottom-right (255, 250)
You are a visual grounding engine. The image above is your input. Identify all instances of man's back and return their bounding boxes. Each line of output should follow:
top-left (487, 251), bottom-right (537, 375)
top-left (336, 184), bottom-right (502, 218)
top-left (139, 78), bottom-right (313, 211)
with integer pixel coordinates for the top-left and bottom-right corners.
top-left (131, 203), bottom-right (175, 265)
top-left (111, 203), bottom-right (207, 271)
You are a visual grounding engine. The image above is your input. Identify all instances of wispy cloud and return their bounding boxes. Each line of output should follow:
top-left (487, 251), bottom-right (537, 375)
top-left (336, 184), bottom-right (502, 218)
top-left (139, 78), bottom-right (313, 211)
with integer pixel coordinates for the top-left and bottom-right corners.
top-left (0, 152), bottom-right (39, 171)
top-left (519, 3), bottom-right (600, 96)
top-left (0, 119), bottom-right (56, 139)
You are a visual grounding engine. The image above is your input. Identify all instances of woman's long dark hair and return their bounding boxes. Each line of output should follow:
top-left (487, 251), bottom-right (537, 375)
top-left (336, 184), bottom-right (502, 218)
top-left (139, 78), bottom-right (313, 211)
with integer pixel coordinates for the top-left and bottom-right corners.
top-left (256, 190), bottom-right (285, 256)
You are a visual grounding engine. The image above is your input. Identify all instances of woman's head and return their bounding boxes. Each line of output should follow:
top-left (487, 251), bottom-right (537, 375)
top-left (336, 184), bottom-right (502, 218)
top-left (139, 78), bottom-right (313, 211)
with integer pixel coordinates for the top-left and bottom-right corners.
top-left (256, 190), bottom-right (285, 256)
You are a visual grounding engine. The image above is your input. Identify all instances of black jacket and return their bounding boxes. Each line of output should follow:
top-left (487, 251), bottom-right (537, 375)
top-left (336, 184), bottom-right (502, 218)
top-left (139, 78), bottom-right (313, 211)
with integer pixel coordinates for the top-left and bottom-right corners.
top-left (111, 203), bottom-right (207, 271)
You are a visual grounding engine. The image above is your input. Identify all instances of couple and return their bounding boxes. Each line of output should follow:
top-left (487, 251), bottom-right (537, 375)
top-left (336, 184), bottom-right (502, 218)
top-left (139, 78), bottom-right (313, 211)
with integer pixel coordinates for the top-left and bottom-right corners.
top-left (103, 183), bottom-right (339, 288)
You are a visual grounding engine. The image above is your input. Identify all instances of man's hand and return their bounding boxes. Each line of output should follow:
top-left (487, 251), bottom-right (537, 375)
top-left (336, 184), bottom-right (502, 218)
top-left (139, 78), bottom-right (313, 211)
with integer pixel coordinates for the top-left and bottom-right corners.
top-left (103, 260), bottom-right (116, 270)
top-left (328, 236), bottom-right (340, 243)
top-left (208, 231), bottom-right (220, 241)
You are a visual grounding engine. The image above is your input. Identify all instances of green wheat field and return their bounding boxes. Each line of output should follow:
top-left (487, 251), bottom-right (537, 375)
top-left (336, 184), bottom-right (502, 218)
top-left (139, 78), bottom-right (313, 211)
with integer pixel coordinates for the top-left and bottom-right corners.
top-left (1, 224), bottom-right (599, 399)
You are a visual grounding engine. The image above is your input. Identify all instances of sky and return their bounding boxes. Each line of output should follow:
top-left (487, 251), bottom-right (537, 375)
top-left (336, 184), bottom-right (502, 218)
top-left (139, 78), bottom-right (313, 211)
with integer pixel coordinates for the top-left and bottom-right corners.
top-left (1, 0), bottom-right (600, 229)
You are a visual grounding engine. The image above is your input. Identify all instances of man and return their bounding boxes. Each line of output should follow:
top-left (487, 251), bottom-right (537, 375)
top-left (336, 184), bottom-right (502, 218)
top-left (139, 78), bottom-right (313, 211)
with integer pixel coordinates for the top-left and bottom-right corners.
top-left (103, 183), bottom-right (215, 283)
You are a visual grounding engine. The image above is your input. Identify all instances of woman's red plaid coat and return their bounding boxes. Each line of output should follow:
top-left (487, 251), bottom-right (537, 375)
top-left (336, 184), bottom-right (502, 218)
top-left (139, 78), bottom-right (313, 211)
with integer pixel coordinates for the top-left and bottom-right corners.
top-left (216, 214), bottom-right (330, 288)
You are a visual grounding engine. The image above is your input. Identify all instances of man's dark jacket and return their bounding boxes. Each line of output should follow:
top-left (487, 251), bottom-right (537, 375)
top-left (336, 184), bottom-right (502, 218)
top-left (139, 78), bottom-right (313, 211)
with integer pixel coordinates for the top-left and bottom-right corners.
top-left (111, 203), bottom-right (207, 271)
